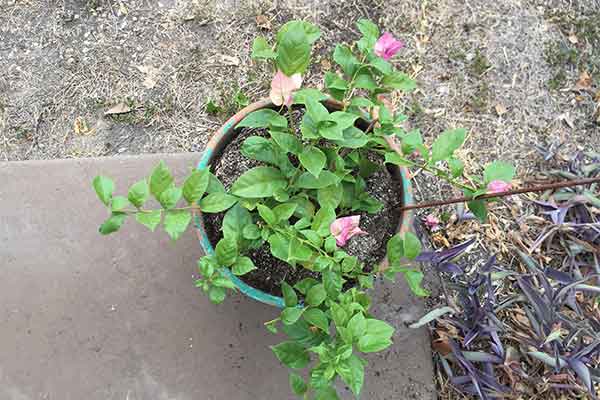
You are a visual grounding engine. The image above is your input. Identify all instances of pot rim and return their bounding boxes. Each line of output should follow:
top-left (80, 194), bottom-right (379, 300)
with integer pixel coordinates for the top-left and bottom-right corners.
top-left (193, 98), bottom-right (414, 308)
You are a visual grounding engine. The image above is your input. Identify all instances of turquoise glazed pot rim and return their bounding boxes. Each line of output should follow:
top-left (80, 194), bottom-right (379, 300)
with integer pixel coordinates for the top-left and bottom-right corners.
top-left (194, 98), bottom-right (414, 308)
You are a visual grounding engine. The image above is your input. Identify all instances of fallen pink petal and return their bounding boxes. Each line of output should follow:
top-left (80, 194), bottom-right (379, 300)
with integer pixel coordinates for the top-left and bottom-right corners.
top-left (487, 180), bottom-right (511, 194)
top-left (269, 70), bottom-right (302, 107)
top-left (424, 214), bottom-right (440, 230)
top-left (330, 215), bottom-right (368, 247)
top-left (374, 32), bottom-right (404, 61)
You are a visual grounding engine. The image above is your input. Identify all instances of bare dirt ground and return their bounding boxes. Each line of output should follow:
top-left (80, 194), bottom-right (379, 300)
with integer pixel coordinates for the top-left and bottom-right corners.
top-left (1, 0), bottom-right (599, 398)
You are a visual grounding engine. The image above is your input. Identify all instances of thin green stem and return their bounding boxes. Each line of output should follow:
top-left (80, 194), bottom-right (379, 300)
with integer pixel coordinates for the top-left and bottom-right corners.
top-left (342, 54), bottom-right (369, 111)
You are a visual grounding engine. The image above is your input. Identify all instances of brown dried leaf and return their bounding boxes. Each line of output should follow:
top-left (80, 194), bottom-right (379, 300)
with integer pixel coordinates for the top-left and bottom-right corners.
top-left (104, 102), bottom-right (131, 116)
top-left (495, 103), bottom-right (508, 116)
top-left (74, 116), bottom-right (91, 135)
top-left (320, 58), bottom-right (331, 71)
top-left (432, 337), bottom-right (452, 356)
top-left (576, 71), bottom-right (592, 90)
top-left (255, 15), bottom-right (271, 30)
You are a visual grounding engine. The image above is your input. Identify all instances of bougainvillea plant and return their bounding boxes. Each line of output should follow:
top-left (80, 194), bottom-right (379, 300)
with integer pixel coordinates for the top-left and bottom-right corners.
top-left (92, 20), bottom-right (515, 399)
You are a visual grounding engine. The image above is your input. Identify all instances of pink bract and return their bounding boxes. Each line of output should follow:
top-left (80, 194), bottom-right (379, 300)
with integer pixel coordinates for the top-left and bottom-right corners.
top-left (329, 216), bottom-right (368, 247)
top-left (269, 70), bottom-right (302, 107)
top-left (487, 180), bottom-right (511, 194)
top-left (374, 32), bottom-right (404, 61)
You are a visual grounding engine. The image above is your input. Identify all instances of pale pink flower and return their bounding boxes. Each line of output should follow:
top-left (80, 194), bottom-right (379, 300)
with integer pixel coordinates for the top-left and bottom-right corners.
top-left (374, 32), bottom-right (404, 61)
top-left (487, 180), bottom-right (511, 194)
top-left (329, 216), bottom-right (368, 247)
top-left (424, 214), bottom-right (440, 230)
top-left (269, 70), bottom-right (302, 107)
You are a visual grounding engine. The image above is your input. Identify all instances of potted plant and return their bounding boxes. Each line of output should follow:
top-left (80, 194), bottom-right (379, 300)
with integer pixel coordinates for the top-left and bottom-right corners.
top-left (92, 19), bottom-right (515, 399)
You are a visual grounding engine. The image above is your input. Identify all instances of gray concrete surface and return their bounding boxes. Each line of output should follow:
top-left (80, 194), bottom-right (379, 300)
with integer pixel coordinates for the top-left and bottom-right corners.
top-left (0, 153), bottom-right (435, 400)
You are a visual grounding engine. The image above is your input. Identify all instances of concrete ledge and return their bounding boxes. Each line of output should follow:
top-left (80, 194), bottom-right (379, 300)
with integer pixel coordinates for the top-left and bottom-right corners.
top-left (0, 154), bottom-right (435, 399)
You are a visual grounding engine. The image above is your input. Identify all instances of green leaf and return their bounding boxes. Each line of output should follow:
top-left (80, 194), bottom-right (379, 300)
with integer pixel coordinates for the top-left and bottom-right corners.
top-left (288, 237), bottom-right (313, 262)
top-left (333, 44), bottom-right (359, 76)
top-left (93, 175), bottom-right (114, 206)
top-left (314, 386), bottom-right (340, 400)
top-left (404, 270), bottom-right (429, 297)
top-left (329, 111), bottom-right (358, 130)
top-left (135, 209), bottom-right (162, 231)
top-left (128, 179), bottom-right (149, 208)
top-left (299, 146), bottom-right (326, 178)
top-left (237, 109), bottom-right (286, 129)
top-left (296, 170), bottom-right (340, 189)
top-left (324, 72), bottom-right (348, 91)
top-left (317, 185), bottom-right (342, 209)
top-left (289, 372), bottom-right (308, 396)
top-left (323, 270), bottom-right (343, 299)
top-left (384, 152), bottom-right (412, 166)
top-left (289, 197), bottom-right (315, 219)
top-left (149, 161), bottom-right (174, 199)
top-left (232, 256), bottom-right (256, 276)
top-left (230, 166), bottom-right (287, 198)
top-left (182, 169), bottom-right (210, 204)
top-left (306, 284), bottom-right (327, 306)
top-left (294, 278), bottom-right (319, 295)
top-left (158, 186), bottom-right (182, 209)
top-left (382, 71), bottom-right (416, 91)
top-left (212, 276), bottom-right (236, 289)
top-left (270, 131), bottom-right (302, 154)
top-left (242, 224), bottom-right (261, 240)
top-left (251, 36), bottom-right (276, 59)
top-left (274, 203), bottom-right (297, 223)
top-left (215, 237), bottom-right (238, 266)
top-left (409, 306), bottom-right (455, 329)
top-left (277, 20), bottom-right (321, 44)
top-left (306, 96), bottom-right (330, 123)
top-left (208, 286), bottom-right (227, 304)
top-left (318, 121), bottom-right (344, 140)
top-left (271, 341), bottom-right (310, 369)
top-left (448, 157), bottom-right (464, 178)
top-left (330, 303), bottom-right (349, 328)
top-left (257, 204), bottom-right (277, 226)
top-left (241, 136), bottom-right (276, 164)
top-left (267, 233), bottom-right (291, 262)
top-left (199, 192), bottom-right (238, 213)
top-left (354, 72), bottom-right (377, 90)
top-left (276, 23), bottom-right (312, 75)
top-left (357, 319), bottom-right (395, 353)
top-left (222, 204), bottom-right (252, 246)
top-left (163, 210), bottom-right (191, 240)
top-left (431, 128), bottom-right (467, 163)
top-left (356, 19), bottom-right (379, 53)
top-left (386, 233), bottom-right (404, 266)
top-left (293, 88), bottom-right (328, 105)
top-left (282, 282), bottom-right (298, 307)
top-left (403, 232), bottom-right (422, 260)
top-left (347, 312), bottom-right (366, 339)
top-left (311, 206), bottom-right (336, 236)
top-left (333, 127), bottom-right (368, 149)
top-left (468, 199), bottom-right (488, 222)
top-left (281, 307), bottom-right (305, 325)
top-left (99, 213), bottom-right (126, 235)
top-left (337, 355), bottom-right (365, 397)
top-left (206, 172), bottom-right (225, 193)
top-left (111, 196), bottom-right (128, 212)
top-left (304, 308), bottom-right (329, 332)
top-left (369, 56), bottom-right (392, 74)
top-left (483, 161), bottom-right (516, 184)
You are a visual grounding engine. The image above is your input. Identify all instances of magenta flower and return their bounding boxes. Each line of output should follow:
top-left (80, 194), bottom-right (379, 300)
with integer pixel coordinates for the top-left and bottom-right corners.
top-left (374, 32), bottom-right (404, 61)
top-left (487, 180), bottom-right (511, 194)
top-left (424, 214), bottom-right (440, 230)
top-left (269, 70), bottom-right (302, 107)
top-left (330, 216), bottom-right (368, 247)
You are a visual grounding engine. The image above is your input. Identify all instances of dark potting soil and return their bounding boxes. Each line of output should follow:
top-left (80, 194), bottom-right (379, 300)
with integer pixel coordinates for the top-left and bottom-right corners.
top-left (204, 110), bottom-right (402, 297)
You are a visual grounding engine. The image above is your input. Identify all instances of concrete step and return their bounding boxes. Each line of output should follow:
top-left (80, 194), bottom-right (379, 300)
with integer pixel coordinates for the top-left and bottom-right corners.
top-left (0, 153), bottom-right (435, 400)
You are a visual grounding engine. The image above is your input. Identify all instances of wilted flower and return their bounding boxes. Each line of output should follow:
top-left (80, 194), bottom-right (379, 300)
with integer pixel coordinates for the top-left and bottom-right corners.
top-left (330, 215), bottom-right (367, 246)
top-left (424, 214), bottom-right (440, 230)
top-left (374, 32), bottom-right (404, 61)
top-left (487, 180), bottom-right (511, 194)
top-left (269, 70), bottom-right (302, 107)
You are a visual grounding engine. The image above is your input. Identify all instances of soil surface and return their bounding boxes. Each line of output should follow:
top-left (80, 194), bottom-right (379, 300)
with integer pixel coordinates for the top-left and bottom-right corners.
top-left (204, 114), bottom-right (401, 297)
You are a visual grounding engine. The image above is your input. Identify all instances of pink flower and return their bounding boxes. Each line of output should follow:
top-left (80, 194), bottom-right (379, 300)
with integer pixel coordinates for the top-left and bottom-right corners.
top-left (374, 32), bottom-right (404, 61)
top-left (487, 180), bottom-right (511, 194)
top-left (424, 214), bottom-right (440, 230)
top-left (329, 216), bottom-right (368, 247)
top-left (269, 70), bottom-right (302, 107)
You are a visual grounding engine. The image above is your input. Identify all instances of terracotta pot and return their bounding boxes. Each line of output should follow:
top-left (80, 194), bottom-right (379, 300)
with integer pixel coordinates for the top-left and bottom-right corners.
top-left (194, 98), bottom-right (414, 307)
